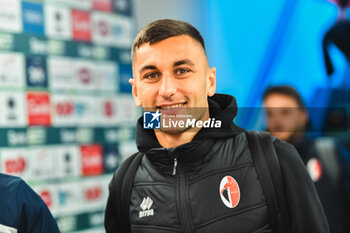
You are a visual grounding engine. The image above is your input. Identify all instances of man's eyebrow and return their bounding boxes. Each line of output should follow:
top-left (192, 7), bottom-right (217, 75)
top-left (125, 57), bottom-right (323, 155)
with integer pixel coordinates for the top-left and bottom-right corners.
top-left (173, 59), bottom-right (195, 67)
top-left (139, 65), bottom-right (157, 73)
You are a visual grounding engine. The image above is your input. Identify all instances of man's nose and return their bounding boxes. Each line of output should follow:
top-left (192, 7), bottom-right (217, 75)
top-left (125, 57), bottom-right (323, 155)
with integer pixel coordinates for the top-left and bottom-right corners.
top-left (159, 74), bottom-right (176, 99)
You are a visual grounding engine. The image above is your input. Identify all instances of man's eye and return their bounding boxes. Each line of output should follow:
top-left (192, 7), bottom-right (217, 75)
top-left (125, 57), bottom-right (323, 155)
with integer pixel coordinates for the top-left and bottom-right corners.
top-left (175, 68), bottom-right (190, 75)
top-left (144, 72), bottom-right (159, 79)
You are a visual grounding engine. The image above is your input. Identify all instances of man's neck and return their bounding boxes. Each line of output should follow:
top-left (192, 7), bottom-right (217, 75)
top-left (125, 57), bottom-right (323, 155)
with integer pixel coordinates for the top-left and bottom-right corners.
top-left (154, 110), bottom-right (210, 148)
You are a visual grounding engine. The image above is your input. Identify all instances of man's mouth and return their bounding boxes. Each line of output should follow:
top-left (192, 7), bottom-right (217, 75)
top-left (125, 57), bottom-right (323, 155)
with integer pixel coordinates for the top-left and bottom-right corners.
top-left (157, 102), bottom-right (187, 110)
top-left (161, 103), bottom-right (185, 110)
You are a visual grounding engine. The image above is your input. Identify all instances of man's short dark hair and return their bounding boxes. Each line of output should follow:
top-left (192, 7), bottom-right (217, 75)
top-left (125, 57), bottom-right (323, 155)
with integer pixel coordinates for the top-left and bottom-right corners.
top-left (131, 19), bottom-right (206, 60)
top-left (263, 85), bottom-right (305, 109)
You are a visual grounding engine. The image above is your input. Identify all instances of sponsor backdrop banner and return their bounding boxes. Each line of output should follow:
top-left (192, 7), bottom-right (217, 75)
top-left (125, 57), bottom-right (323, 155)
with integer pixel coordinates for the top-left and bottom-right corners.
top-left (0, 0), bottom-right (138, 232)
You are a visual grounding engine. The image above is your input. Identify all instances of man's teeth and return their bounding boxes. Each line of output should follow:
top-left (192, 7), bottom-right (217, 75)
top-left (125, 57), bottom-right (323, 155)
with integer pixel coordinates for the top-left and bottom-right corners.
top-left (162, 104), bottom-right (184, 110)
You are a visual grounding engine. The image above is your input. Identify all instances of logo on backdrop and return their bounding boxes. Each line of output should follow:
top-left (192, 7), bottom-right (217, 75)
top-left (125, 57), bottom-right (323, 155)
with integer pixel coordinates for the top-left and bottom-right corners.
top-left (45, 5), bottom-right (72, 39)
top-left (27, 92), bottom-right (51, 126)
top-left (22, 1), bottom-right (44, 35)
top-left (5, 156), bottom-right (27, 174)
top-left (219, 176), bottom-right (240, 209)
top-left (26, 56), bottom-right (47, 87)
top-left (56, 100), bottom-right (74, 117)
top-left (0, 53), bottom-right (25, 88)
top-left (84, 185), bottom-right (102, 201)
top-left (97, 20), bottom-right (110, 36)
top-left (93, 0), bottom-right (113, 12)
top-left (81, 144), bottom-right (103, 176)
top-left (6, 96), bottom-right (17, 121)
top-left (103, 145), bottom-right (120, 173)
top-left (114, 0), bottom-right (131, 15)
top-left (0, 92), bottom-right (27, 127)
top-left (71, 9), bottom-right (91, 41)
top-left (0, 0), bottom-right (22, 33)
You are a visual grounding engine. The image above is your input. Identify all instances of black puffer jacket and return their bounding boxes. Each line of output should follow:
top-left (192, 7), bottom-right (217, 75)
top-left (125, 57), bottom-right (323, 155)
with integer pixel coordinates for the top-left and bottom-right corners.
top-left (106, 94), bottom-right (329, 233)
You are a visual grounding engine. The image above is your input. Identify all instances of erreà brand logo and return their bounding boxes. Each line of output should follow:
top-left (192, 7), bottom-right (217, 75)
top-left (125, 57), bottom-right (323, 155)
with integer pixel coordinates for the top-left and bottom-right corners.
top-left (139, 196), bottom-right (154, 218)
top-left (219, 176), bottom-right (240, 208)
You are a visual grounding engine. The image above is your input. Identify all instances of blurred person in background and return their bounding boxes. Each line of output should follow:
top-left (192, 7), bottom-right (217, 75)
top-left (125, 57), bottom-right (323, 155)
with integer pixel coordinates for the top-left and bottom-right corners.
top-left (0, 173), bottom-right (60, 233)
top-left (263, 85), bottom-right (349, 233)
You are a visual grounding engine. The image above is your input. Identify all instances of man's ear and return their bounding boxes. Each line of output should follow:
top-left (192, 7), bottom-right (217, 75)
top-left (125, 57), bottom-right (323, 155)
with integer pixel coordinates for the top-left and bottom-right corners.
top-left (129, 78), bottom-right (142, 107)
top-left (207, 67), bottom-right (216, 97)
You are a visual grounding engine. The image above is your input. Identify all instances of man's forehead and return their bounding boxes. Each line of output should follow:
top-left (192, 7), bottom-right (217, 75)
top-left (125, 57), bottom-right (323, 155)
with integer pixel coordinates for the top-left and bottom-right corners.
top-left (265, 94), bottom-right (300, 108)
top-left (133, 35), bottom-right (206, 65)
top-left (137, 59), bottom-right (195, 73)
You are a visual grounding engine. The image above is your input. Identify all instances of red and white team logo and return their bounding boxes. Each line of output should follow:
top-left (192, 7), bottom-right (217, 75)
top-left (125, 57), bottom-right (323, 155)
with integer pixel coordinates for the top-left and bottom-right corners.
top-left (307, 158), bottom-right (323, 182)
top-left (219, 176), bottom-right (240, 208)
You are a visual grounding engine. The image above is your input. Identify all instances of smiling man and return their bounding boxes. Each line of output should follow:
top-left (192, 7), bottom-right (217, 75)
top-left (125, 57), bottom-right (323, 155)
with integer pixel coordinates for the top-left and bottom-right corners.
top-left (105, 19), bottom-right (329, 233)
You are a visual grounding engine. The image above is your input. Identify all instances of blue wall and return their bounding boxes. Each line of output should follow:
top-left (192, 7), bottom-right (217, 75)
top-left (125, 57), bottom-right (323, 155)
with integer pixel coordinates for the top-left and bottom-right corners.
top-left (203, 0), bottom-right (344, 128)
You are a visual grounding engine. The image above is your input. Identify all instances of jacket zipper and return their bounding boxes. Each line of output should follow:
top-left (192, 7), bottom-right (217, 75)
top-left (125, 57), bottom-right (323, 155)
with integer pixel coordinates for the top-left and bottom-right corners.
top-left (172, 158), bottom-right (178, 175)
top-left (177, 164), bottom-right (193, 233)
